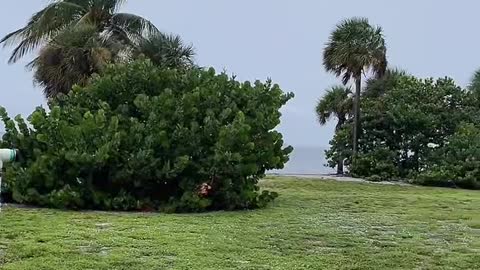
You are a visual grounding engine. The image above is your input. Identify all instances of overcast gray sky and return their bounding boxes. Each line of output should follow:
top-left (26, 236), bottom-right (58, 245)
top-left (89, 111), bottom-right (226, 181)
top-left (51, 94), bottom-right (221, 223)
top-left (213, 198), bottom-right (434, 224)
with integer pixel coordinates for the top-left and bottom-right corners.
top-left (1, 0), bottom-right (479, 147)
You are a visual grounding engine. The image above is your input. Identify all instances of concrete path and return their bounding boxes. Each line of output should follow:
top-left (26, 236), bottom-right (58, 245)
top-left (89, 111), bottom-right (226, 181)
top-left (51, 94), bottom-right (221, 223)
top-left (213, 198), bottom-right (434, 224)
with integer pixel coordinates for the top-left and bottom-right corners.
top-left (268, 174), bottom-right (412, 186)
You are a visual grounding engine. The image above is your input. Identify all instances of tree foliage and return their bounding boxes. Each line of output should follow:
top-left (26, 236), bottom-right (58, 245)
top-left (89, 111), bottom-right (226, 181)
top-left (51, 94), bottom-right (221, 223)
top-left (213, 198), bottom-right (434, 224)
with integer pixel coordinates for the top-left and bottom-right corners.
top-left (325, 73), bottom-right (480, 189)
top-left (357, 76), bottom-right (468, 176)
top-left (363, 68), bottom-right (407, 99)
top-left (0, 60), bottom-right (293, 211)
top-left (416, 123), bottom-right (480, 189)
top-left (468, 68), bottom-right (480, 93)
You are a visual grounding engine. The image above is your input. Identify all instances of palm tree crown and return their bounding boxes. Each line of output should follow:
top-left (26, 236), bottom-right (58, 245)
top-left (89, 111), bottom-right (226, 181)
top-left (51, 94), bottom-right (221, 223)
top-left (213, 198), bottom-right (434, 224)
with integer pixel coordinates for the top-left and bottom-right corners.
top-left (29, 24), bottom-right (118, 99)
top-left (0, 0), bottom-right (158, 63)
top-left (323, 17), bottom-right (387, 84)
top-left (316, 86), bottom-right (352, 128)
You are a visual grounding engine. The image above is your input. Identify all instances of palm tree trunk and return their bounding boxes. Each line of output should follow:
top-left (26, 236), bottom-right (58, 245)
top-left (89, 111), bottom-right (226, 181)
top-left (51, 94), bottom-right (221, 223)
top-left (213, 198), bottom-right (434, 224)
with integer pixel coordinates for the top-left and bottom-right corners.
top-left (336, 119), bottom-right (345, 175)
top-left (353, 76), bottom-right (361, 154)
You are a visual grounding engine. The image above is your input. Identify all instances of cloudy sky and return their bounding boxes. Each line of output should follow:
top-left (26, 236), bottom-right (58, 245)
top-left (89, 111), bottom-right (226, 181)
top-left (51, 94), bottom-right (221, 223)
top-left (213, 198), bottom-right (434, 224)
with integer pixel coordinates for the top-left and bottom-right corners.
top-left (1, 0), bottom-right (478, 147)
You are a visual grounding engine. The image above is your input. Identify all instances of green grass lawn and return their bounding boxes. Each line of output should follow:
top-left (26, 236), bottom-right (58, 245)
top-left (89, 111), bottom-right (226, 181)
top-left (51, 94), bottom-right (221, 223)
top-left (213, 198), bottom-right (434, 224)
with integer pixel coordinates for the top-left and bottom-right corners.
top-left (0, 177), bottom-right (479, 270)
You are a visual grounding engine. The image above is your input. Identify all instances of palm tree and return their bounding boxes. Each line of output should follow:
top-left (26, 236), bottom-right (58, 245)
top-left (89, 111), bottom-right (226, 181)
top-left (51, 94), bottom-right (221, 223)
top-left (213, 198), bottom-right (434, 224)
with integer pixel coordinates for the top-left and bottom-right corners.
top-left (0, 0), bottom-right (158, 64)
top-left (323, 17), bottom-right (387, 154)
top-left (28, 24), bottom-right (121, 99)
top-left (136, 32), bottom-right (196, 70)
top-left (316, 86), bottom-right (352, 174)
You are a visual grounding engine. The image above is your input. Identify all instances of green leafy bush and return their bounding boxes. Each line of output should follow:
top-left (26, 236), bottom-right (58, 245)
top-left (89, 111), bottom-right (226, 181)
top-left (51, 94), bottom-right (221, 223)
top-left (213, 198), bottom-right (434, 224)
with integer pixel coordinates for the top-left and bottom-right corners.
top-left (415, 123), bottom-right (480, 189)
top-left (327, 75), bottom-right (476, 187)
top-left (0, 60), bottom-right (293, 211)
top-left (324, 124), bottom-right (353, 171)
top-left (350, 147), bottom-right (399, 181)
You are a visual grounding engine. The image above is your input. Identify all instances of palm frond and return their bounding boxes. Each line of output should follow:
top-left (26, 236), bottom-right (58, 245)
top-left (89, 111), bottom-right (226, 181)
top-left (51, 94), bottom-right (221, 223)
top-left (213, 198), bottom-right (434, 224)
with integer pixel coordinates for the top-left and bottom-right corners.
top-left (101, 23), bottom-right (135, 48)
top-left (137, 32), bottom-right (195, 69)
top-left (97, 0), bottom-right (128, 13)
top-left (1, 1), bottom-right (86, 63)
top-left (111, 13), bottom-right (159, 41)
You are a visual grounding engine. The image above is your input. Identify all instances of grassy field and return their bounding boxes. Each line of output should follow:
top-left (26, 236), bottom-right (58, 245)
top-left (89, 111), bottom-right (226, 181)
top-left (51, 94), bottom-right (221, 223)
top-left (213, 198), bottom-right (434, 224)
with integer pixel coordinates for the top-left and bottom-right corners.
top-left (0, 177), bottom-right (479, 270)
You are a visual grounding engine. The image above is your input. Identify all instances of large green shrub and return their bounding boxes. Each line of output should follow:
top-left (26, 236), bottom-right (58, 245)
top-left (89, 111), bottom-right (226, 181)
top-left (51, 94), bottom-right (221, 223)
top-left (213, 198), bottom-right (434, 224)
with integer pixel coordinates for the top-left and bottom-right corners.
top-left (327, 75), bottom-right (476, 187)
top-left (0, 60), bottom-right (293, 211)
top-left (415, 123), bottom-right (480, 189)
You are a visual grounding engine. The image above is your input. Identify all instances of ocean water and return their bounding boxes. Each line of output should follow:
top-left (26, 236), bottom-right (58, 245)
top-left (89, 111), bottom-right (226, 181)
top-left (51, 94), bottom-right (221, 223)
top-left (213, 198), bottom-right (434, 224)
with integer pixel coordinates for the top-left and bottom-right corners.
top-left (271, 146), bottom-right (335, 175)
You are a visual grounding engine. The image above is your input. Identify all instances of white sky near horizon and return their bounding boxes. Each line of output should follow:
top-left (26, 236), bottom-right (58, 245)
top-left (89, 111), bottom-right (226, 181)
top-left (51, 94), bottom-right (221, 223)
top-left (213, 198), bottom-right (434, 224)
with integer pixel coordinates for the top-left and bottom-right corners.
top-left (1, 0), bottom-right (479, 147)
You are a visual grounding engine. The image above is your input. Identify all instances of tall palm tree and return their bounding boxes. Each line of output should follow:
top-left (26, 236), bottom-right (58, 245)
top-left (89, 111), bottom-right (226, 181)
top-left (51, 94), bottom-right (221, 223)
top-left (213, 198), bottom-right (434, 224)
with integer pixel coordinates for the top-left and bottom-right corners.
top-left (316, 86), bottom-right (352, 174)
top-left (0, 0), bottom-right (158, 64)
top-left (136, 32), bottom-right (196, 70)
top-left (323, 17), bottom-right (387, 154)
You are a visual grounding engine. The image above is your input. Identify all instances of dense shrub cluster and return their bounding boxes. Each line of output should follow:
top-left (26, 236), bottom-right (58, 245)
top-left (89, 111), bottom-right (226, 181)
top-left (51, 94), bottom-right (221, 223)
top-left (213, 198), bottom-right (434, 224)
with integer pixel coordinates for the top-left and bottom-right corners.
top-left (0, 60), bottom-right (293, 211)
top-left (326, 74), bottom-right (480, 189)
top-left (416, 123), bottom-right (480, 189)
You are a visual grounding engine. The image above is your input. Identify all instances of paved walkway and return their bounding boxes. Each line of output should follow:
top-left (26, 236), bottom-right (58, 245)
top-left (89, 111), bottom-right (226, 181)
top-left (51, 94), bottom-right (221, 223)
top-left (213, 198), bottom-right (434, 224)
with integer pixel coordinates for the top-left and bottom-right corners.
top-left (268, 174), bottom-right (412, 186)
